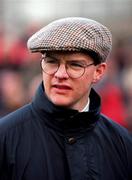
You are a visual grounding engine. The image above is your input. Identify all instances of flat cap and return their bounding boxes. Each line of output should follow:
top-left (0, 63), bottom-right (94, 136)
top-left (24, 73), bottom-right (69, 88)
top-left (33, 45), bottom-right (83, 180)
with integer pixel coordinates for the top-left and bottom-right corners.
top-left (27, 17), bottom-right (112, 62)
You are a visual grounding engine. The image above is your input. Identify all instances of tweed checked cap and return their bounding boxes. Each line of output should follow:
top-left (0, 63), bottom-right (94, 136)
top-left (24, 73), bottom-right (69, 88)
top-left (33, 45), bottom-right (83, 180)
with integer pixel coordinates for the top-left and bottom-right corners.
top-left (27, 17), bottom-right (112, 61)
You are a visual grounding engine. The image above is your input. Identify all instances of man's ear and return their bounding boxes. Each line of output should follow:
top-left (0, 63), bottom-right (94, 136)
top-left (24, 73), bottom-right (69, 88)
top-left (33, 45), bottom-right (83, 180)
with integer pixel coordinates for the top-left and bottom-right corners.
top-left (92, 63), bottom-right (107, 83)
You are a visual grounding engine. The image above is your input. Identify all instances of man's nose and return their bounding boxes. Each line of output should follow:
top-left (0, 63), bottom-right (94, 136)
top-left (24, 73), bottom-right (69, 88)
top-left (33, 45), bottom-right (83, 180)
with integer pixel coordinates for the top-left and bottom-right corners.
top-left (54, 64), bottom-right (69, 79)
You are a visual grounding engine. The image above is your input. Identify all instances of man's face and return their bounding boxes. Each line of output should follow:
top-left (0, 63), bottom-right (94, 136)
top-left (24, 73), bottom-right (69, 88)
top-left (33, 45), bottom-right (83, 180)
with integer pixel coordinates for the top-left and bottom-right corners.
top-left (42, 51), bottom-right (106, 111)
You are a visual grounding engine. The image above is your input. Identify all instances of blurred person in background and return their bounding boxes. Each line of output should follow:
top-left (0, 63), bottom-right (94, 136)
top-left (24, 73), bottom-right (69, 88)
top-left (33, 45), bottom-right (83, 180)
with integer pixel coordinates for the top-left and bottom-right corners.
top-left (118, 38), bottom-right (132, 131)
top-left (95, 55), bottom-right (127, 127)
top-left (6, 23), bottom-right (41, 70)
top-left (0, 69), bottom-right (26, 117)
top-left (122, 67), bottom-right (132, 131)
top-left (27, 73), bottom-right (42, 101)
top-left (7, 34), bottom-right (29, 68)
top-left (0, 17), bottom-right (132, 180)
top-left (95, 37), bottom-right (132, 129)
top-left (0, 28), bottom-right (6, 68)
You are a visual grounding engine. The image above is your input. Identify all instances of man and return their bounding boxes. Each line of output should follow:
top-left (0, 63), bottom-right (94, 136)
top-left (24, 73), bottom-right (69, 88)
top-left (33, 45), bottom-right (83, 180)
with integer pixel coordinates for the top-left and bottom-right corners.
top-left (0, 17), bottom-right (132, 180)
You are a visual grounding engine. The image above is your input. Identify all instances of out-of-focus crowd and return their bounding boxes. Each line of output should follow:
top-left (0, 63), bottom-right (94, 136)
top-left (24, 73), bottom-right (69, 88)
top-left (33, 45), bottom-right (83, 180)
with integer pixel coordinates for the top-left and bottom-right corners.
top-left (0, 24), bottom-right (42, 116)
top-left (0, 24), bottom-right (132, 131)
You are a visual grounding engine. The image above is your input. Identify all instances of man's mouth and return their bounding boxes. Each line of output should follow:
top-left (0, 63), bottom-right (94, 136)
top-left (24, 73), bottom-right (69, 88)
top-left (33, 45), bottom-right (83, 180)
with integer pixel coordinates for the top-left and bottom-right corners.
top-left (52, 84), bottom-right (72, 90)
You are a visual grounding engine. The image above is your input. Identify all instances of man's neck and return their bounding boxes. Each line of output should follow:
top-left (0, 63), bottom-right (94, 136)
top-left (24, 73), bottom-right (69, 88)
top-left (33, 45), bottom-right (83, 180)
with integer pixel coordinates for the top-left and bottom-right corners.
top-left (80, 97), bottom-right (90, 112)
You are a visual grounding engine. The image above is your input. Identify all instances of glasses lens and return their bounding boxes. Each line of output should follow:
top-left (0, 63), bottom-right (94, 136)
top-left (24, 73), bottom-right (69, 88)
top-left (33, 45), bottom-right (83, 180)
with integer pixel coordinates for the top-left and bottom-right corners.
top-left (42, 57), bottom-right (58, 75)
top-left (66, 62), bottom-right (85, 78)
top-left (67, 68), bottom-right (84, 78)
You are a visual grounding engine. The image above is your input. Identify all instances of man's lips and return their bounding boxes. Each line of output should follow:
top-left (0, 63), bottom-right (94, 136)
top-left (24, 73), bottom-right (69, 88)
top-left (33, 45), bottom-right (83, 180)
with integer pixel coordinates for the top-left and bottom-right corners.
top-left (52, 84), bottom-right (72, 90)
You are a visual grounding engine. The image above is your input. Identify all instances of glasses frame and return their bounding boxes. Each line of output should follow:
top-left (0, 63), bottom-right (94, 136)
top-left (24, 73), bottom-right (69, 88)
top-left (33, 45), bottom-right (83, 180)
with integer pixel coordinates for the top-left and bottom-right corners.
top-left (41, 54), bottom-right (95, 79)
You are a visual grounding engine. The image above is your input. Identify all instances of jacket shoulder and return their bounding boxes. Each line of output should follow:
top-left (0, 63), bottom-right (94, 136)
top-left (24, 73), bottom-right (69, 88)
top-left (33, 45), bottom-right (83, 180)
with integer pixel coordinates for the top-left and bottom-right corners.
top-left (96, 114), bottom-right (132, 155)
top-left (99, 114), bottom-right (132, 137)
top-left (0, 104), bottom-right (32, 135)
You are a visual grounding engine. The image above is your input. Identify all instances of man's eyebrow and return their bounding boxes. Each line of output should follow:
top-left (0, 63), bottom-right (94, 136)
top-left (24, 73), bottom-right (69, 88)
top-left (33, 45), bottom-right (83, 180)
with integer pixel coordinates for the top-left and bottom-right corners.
top-left (45, 54), bottom-right (59, 60)
top-left (69, 60), bottom-right (87, 63)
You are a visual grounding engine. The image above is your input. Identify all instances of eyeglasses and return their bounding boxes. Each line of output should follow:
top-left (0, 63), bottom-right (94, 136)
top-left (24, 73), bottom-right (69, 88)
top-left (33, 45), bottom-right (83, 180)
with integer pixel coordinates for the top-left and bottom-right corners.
top-left (41, 54), bottom-right (95, 79)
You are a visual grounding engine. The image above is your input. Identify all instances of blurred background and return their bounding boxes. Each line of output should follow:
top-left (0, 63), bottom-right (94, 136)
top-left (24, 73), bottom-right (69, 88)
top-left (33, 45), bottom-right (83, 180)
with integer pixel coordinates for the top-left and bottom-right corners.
top-left (0, 0), bottom-right (132, 131)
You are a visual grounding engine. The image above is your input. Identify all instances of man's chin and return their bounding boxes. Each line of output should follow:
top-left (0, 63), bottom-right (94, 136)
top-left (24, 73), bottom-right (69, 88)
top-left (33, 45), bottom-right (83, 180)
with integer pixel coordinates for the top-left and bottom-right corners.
top-left (50, 97), bottom-right (71, 107)
top-left (52, 100), bottom-right (70, 107)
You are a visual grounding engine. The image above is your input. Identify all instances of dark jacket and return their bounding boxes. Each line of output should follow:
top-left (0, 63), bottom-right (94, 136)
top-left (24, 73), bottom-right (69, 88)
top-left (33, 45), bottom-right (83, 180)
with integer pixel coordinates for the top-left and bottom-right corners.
top-left (0, 83), bottom-right (132, 180)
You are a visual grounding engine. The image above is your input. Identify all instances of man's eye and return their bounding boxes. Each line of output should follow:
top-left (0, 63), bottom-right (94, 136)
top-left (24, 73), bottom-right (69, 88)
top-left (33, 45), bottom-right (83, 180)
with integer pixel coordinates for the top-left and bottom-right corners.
top-left (70, 62), bottom-right (84, 68)
top-left (45, 57), bottom-right (58, 64)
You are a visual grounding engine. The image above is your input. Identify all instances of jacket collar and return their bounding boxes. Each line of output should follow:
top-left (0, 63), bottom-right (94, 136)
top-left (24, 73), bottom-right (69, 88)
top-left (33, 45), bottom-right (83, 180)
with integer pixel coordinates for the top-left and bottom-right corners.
top-left (32, 82), bottom-right (101, 135)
